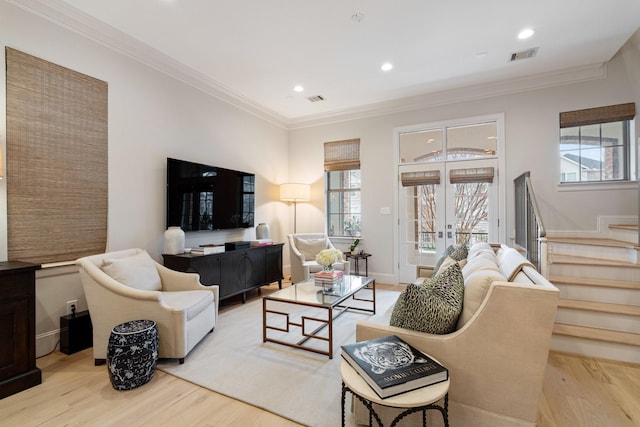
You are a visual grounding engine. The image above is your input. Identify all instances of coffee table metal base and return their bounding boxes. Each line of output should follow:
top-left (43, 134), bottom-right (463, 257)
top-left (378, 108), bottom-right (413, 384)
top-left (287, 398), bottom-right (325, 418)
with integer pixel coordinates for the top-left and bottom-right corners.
top-left (262, 280), bottom-right (375, 359)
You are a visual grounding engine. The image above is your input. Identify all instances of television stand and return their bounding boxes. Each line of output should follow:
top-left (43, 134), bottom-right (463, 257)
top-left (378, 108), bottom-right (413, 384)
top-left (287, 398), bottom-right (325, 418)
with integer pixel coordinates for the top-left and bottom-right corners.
top-left (163, 243), bottom-right (283, 302)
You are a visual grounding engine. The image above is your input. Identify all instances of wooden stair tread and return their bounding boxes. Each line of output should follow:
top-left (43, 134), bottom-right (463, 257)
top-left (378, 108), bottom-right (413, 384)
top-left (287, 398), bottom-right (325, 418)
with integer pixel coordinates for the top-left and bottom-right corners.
top-left (549, 275), bottom-right (639, 290)
top-left (558, 298), bottom-right (640, 316)
top-left (546, 236), bottom-right (638, 249)
top-left (550, 254), bottom-right (639, 268)
top-left (553, 323), bottom-right (640, 346)
top-left (609, 224), bottom-right (638, 231)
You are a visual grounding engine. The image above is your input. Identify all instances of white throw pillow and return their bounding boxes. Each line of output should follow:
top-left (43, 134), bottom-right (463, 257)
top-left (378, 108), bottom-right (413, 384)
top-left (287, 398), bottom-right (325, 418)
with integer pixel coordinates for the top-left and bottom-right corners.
top-left (294, 237), bottom-right (328, 261)
top-left (102, 251), bottom-right (162, 291)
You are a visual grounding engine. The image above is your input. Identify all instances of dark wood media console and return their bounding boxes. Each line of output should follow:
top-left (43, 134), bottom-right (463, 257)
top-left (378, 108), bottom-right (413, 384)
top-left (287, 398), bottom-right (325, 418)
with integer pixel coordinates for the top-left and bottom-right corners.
top-left (163, 243), bottom-right (283, 303)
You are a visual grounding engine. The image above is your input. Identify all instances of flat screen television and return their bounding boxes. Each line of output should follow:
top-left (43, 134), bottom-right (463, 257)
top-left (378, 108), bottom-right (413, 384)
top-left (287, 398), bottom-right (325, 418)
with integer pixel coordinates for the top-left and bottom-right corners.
top-left (166, 158), bottom-right (255, 231)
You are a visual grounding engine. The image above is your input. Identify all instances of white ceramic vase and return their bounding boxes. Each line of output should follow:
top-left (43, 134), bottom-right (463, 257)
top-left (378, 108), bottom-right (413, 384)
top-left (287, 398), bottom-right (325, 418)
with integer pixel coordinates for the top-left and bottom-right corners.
top-left (256, 223), bottom-right (270, 240)
top-left (163, 226), bottom-right (185, 254)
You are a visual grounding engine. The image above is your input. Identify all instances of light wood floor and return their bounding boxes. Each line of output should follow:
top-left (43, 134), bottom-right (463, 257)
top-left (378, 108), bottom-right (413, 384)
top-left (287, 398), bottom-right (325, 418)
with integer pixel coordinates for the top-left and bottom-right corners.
top-left (2, 283), bottom-right (638, 427)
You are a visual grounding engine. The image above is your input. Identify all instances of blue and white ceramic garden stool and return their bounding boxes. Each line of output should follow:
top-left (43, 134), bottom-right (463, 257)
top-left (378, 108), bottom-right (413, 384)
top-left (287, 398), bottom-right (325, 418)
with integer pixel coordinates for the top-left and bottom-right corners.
top-left (107, 319), bottom-right (159, 391)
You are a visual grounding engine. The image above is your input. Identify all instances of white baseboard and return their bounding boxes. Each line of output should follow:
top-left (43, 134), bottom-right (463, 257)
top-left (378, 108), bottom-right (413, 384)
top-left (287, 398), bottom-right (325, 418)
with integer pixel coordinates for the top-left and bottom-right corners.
top-left (36, 329), bottom-right (61, 358)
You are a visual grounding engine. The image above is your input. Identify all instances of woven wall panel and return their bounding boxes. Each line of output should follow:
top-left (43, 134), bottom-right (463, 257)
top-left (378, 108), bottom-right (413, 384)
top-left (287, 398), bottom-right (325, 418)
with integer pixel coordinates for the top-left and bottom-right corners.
top-left (559, 102), bottom-right (636, 128)
top-left (6, 47), bottom-right (108, 264)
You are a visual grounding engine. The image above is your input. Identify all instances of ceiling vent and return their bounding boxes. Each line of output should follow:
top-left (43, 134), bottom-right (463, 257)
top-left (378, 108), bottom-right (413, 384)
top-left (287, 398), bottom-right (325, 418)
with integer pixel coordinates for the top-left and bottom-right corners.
top-left (510, 47), bottom-right (539, 62)
top-left (307, 95), bottom-right (325, 102)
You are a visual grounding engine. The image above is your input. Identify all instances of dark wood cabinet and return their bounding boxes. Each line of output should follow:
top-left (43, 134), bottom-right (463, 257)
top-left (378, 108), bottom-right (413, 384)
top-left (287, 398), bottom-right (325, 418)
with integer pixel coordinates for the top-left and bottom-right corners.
top-left (0, 261), bottom-right (42, 399)
top-left (163, 243), bottom-right (283, 302)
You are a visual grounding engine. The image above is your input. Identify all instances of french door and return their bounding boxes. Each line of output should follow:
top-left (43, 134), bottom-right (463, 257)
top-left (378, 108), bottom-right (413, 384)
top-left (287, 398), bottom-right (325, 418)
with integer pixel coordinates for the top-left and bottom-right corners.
top-left (396, 117), bottom-right (503, 284)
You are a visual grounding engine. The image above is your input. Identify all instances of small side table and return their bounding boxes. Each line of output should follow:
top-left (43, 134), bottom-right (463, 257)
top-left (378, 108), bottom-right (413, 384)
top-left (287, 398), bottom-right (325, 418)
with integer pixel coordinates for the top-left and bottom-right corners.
top-left (340, 360), bottom-right (449, 427)
top-left (344, 252), bottom-right (371, 277)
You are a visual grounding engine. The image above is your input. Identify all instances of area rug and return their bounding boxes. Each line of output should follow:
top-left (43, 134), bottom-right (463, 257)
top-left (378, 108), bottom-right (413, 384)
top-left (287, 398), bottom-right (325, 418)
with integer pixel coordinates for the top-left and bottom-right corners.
top-left (157, 288), bottom-right (399, 427)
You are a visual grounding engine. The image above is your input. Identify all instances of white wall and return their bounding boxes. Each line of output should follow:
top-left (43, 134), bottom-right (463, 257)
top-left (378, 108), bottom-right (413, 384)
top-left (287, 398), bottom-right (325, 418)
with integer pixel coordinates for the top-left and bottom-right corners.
top-left (0, 2), bottom-right (289, 355)
top-left (288, 39), bottom-right (640, 283)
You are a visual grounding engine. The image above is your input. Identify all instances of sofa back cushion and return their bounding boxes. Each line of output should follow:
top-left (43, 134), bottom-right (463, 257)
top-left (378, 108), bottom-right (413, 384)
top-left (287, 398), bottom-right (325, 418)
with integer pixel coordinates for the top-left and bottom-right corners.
top-left (102, 251), bottom-right (162, 292)
top-left (496, 246), bottom-right (535, 281)
top-left (294, 237), bottom-right (328, 261)
top-left (457, 267), bottom-right (507, 329)
top-left (390, 262), bottom-right (464, 334)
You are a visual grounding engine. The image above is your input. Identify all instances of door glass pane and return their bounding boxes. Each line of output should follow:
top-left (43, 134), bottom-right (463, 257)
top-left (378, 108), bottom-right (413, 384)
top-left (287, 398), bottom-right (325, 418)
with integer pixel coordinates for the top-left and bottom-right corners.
top-left (453, 182), bottom-right (489, 246)
top-left (417, 185), bottom-right (437, 252)
top-left (446, 122), bottom-right (497, 160)
top-left (403, 184), bottom-right (437, 270)
top-left (399, 129), bottom-right (444, 163)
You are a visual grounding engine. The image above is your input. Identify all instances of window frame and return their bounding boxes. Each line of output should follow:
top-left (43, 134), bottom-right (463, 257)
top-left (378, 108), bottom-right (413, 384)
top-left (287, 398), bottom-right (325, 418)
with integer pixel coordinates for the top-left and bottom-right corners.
top-left (559, 120), bottom-right (632, 184)
top-left (558, 103), bottom-right (636, 187)
top-left (326, 169), bottom-right (361, 238)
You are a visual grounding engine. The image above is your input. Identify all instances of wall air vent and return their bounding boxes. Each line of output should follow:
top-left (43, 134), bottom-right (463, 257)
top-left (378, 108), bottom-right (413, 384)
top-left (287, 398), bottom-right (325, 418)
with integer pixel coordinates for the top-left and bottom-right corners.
top-left (307, 95), bottom-right (325, 102)
top-left (510, 47), bottom-right (539, 62)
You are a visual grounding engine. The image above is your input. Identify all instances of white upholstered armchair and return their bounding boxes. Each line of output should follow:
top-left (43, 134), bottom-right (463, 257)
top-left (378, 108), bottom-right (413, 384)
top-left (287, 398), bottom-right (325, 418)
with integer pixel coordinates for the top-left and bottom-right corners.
top-left (287, 233), bottom-right (350, 283)
top-left (76, 248), bottom-right (219, 364)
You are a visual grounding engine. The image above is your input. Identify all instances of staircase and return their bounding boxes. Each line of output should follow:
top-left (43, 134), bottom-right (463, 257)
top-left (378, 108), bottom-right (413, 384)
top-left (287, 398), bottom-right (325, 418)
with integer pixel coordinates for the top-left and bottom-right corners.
top-left (546, 224), bottom-right (640, 364)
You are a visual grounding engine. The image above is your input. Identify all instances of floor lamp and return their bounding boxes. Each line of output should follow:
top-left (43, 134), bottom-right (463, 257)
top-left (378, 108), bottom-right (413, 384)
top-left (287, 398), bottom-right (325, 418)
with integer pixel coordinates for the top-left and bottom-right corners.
top-left (280, 183), bottom-right (310, 233)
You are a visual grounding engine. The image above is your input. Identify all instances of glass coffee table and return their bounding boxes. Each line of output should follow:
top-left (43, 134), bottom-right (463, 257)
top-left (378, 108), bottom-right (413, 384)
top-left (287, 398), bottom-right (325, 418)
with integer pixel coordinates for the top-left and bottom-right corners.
top-left (262, 275), bottom-right (376, 359)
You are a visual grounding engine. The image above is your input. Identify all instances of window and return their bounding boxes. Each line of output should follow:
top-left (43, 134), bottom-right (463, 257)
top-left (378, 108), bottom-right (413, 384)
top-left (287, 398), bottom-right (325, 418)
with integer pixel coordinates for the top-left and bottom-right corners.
top-left (559, 103), bottom-right (636, 183)
top-left (324, 139), bottom-right (361, 238)
top-left (399, 122), bottom-right (497, 164)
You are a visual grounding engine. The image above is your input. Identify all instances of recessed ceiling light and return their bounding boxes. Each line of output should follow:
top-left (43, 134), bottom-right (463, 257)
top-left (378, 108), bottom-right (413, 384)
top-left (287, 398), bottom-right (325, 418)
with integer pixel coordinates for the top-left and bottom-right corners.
top-left (293, 85), bottom-right (304, 93)
top-left (518, 28), bottom-right (535, 40)
top-left (381, 62), bottom-right (393, 72)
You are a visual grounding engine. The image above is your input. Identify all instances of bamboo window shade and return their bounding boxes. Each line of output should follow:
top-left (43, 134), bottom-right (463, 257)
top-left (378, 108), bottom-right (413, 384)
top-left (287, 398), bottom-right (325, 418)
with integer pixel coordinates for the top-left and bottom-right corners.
top-left (401, 170), bottom-right (441, 186)
top-left (324, 139), bottom-right (360, 171)
top-left (559, 102), bottom-right (636, 128)
top-left (5, 47), bottom-right (108, 264)
top-left (449, 167), bottom-right (495, 184)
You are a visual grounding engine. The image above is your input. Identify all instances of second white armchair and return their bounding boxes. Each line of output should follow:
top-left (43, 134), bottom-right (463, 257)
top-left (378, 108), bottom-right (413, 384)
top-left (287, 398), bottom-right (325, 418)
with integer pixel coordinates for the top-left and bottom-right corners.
top-left (287, 233), bottom-right (350, 283)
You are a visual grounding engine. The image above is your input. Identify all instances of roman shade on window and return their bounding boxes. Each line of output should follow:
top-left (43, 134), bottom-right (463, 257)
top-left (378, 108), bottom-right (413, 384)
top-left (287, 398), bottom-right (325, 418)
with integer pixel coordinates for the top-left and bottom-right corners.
top-left (400, 170), bottom-right (441, 186)
top-left (324, 139), bottom-right (360, 171)
top-left (449, 167), bottom-right (495, 184)
top-left (559, 102), bottom-right (636, 128)
top-left (5, 47), bottom-right (108, 264)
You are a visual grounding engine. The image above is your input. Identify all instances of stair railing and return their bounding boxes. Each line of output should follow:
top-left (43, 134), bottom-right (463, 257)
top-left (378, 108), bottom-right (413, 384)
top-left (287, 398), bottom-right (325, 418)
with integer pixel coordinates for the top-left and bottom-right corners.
top-left (514, 172), bottom-right (546, 272)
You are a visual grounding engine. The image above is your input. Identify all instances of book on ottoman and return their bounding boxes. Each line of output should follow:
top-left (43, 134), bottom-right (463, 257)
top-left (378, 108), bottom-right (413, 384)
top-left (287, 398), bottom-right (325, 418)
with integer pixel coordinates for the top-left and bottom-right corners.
top-left (341, 335), bottom-right (448, 398)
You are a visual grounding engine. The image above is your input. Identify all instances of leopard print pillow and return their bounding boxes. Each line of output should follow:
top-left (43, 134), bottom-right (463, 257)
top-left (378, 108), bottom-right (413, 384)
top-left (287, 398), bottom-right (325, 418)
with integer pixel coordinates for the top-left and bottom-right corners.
top-left (390, 262), bottom-right (464, 334)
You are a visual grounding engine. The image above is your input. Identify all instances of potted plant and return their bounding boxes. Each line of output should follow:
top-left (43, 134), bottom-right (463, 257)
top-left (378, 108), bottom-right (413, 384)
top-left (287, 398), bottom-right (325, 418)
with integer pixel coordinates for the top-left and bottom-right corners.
top-left (344, 216), bottom-right (361, 237)
top-left (349, 238), bottom-right (360, 253)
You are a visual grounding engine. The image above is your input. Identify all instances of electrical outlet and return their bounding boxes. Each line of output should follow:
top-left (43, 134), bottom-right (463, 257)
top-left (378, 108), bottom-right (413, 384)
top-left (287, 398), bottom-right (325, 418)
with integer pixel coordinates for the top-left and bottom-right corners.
top-left (66, 300), bottom-right (78, 315)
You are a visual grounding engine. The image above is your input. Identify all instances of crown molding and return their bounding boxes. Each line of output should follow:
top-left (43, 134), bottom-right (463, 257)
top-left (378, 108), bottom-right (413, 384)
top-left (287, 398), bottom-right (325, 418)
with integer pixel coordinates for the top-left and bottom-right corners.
top-left (10, 0), bottom-right (610, 131)
top-left (287, 63), bottom-right (608, 129)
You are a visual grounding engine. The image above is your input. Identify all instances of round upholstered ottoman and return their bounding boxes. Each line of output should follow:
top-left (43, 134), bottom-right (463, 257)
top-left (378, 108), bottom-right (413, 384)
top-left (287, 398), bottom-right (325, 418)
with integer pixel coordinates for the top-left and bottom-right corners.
top-left (107, 319), bottom-right (159, 391)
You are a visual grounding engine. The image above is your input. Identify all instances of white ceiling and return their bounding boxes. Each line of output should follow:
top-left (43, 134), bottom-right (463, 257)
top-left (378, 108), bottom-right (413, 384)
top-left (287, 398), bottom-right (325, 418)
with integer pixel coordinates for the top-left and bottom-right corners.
top-left (15, 0), bottom-right (640, 126)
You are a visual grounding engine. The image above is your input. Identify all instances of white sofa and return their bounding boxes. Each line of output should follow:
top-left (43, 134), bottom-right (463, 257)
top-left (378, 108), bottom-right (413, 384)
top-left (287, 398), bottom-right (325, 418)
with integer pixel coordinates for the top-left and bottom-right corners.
top-left (287, 233), bottom-right (350, 283)
top-left (76, 248), bottom-right (219, 364)
top-left (352, 244), bottom-right (559, 427)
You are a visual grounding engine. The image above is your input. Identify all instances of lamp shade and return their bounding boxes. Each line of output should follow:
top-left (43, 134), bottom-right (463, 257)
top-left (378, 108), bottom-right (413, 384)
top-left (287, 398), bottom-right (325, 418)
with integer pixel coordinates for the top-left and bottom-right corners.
top-left (280, 183), bottom-right (310, 202)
